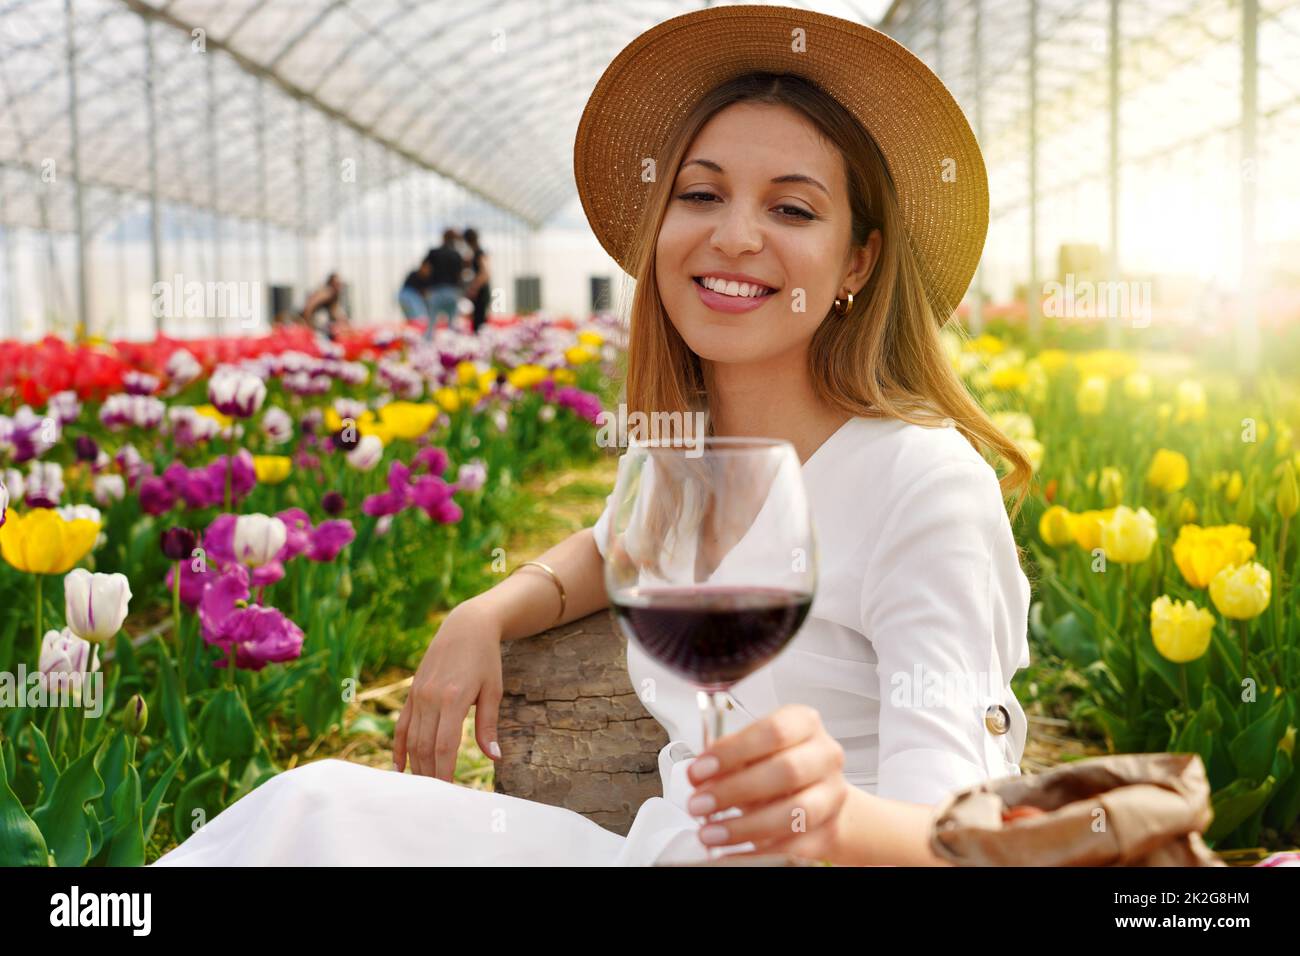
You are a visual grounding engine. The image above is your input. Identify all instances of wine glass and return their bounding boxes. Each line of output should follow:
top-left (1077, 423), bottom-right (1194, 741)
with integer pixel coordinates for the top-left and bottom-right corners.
top-left (603, 436), bottom-right (817, 853)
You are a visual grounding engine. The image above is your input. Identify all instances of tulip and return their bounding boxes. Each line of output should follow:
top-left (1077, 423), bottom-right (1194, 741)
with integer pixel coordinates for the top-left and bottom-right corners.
top-left (1150, 596), bottom-right (1214, 664)
top-left (1174, 380), bottom-right (1207, 423)
top-left (1100, 506), bottom-right (1157, 564)
top-left (39, 627), bottom-right (101, 699)
top-left (165, 348), bottom-right (202, 389)
top-left (160, 527), bottom-right (198, 562)
top-left (455, 460), bottom-right (488, 493)
top-left (1172, 524), bottom-right (1255, 589)
top-left (0, 507), bottom-right (100, 574)
top-left (307, 520), bottom-right (356, 562)
top-left (1038, 505), bottom-right (1074, 547)
top-left (1068, 508), bottom-right (1114, 552)
top-left (1076, 375), bottom-right (1108, 416)
top-left (1122, 372), bottom-right (1152, 401)
top-left (63, 569), bottom-right (132, 643)
top-left (1223, 471), bottom-right (1243, 504)
top-left (261, 406), bottom-right (294, 445)
top-left (74, 435), bottom-right (100, 463)
top-left (199, 565), bottom-right (304, 671)
top-left (26, 460), bottom-right (64, 508)
top-left (253, 455), bottom-right (292, 485)
top-left (124, 694), bottom-right (148, 736)
top-left (1176, 497), bottom-right (1198, 526)
top-left (321, 491), bottom-right (346, 516)
top-left (1209, 562), bottom-right (1271, 620)
top-left (1279, 462), bottom-right (1299, 520)
top-left (1098, 467), bottom-right (1124, 508)
top-left (1146, 448), bottom-right (1189, 493)
top-left (232, 514), bottom-right (287, 568)
top-left (208, 367), bottom-right (267, 418)
top-left (346, 434), bottom-right (384, 471)
top-left (92, 474), bottom-right (126, 506)
top-left (378, 401), bottom-right (439, 440)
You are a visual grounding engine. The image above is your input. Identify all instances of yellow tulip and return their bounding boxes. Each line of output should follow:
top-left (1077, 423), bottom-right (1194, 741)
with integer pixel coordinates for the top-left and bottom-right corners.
top-left (455, 361), bottom-right (480, 385)
top-left (1122, 372), bottom-right (1153, 401)
top-left (564, 345), bottom-right (597, 365)
top-left (1278, 462), bottom-right (1299, 519)
top-left (1223, 471), bottom-right (1243, 504)
top-left (991, 411), bottom-right (1035, 443)
top-left (1098, 467), bottom-right (1124, 508)
top-left (377, 401), bottom-right (439, 440)
top-left (506, 364), bottom-right (548, 390)
top-left (1209, 562), bottom-right (1271, 620)
top-left (1172, 524), bottom-right (1256, 588)
top-left (1150, 596), bottom-right (1215, 663)
top-left (990, 367), bottom-right (1029, 391)
top-left (969, 334), bottom-right (1005, 355)
top-left (0, 508), bottom-right (101, 575)
top-left (1174, 380), bottom-right (1207, 423)
top-left (433, 387), bottom-right (461, 413)
top-left (1100, 505), bottom-right (1157, 564)
top-left (577, 330), bottom-right (604, 347)
top-left (194, 404), bottom-right (233, 429)
top-left (1076, 375), bottom-right (1108, 416)
top-left (1146, 449), bottom-right (1189, 493)
top-left (552, 368), bottom-right (577, 385)
top-left (1068, 508), bottom-right (1115, 552)
top-left (1036, 349), bottom-right (1070, 375)
top-left (1074, 349), bottom-right (1137, 381)
top-left (253, 455), bottom-right (292, 484)
top-left (1038, 506), bottom-right (1074, 547)
top-left (1176, 497), bottom-right (1198, 526)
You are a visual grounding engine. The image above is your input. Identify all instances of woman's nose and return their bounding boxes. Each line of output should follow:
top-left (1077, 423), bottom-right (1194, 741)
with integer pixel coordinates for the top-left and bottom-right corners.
top-left (709, 201), bottom-right (764, 257)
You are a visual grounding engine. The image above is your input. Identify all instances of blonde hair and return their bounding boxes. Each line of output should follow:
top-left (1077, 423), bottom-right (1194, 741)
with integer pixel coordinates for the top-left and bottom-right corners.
top-left (613, 71), bottom-right (1032, 521)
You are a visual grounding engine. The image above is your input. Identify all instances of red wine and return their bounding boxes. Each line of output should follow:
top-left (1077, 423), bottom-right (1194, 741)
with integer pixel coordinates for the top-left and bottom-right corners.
top-left (611, 586), bottom-right (812, 689)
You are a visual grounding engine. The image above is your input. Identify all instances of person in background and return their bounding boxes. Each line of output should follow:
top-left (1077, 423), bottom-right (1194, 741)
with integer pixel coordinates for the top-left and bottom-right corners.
top-left (302, 273), bottom-right (348, 336)
top-left (398, 256), bottom-right (435, 330)
top-left (463, 227), bottom-right (492, 333)
top-left (422, 230), bottom-right (466, 340)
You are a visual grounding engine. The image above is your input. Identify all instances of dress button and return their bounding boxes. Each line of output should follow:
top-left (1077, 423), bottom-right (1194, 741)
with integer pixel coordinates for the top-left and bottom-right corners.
top-left (984, 704), bottom-right (1011, 735)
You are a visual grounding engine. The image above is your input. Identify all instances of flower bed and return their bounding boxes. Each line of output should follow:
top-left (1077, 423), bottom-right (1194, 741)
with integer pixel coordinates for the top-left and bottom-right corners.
top-left (0, 314), bottom-right (622, 866)
top-left (948, 326), bottom-right (1299, 850)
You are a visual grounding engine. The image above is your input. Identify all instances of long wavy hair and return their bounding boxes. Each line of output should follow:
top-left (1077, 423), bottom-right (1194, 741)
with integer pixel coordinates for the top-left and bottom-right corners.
top-left (610, 71), bottom-right (1032, 515)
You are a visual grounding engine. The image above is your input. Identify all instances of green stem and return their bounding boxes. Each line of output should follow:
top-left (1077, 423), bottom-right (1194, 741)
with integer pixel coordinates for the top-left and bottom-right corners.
top-left (173, 560), bottom-right (187, 700)
top-left (227, 645), bottom-right (236, 688)
top-left (1238, 618), bottom-right (1250, 693)
top-left (34, 573), bottom-right (43, 650)
top-left (1179, 664), bottom-right (1190, 710)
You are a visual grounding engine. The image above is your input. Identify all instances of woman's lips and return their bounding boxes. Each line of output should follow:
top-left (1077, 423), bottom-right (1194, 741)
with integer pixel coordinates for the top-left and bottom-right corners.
top-left (692, 277), bottom-right (778, 314)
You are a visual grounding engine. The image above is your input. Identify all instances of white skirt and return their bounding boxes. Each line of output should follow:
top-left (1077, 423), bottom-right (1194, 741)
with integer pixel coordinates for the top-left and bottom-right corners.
top-left (150, 740), bottom-right (750, 866)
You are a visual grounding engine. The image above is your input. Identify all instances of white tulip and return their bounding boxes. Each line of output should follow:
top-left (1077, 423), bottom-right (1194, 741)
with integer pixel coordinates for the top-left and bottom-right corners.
top-left (233, 513), bottom-right (287, 567)
top-left (346, 434), bottom-right (384, 471)
top-left (39, 627), bottom-right (101, 700)
top-left (63, 569), bottom-right (132, 643)
top-left (93, 473), bottom-right (126, 506)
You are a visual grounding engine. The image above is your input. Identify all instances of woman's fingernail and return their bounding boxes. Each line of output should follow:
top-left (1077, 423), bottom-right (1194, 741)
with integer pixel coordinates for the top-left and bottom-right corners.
top-left (488, 741), bottom-right (502, 759)
top-left (699, 823), bottom-right (729, 845)
top-left (688, 792), bottom-right (716, 815)
top-left (692, 755), bottom-right (719, 781)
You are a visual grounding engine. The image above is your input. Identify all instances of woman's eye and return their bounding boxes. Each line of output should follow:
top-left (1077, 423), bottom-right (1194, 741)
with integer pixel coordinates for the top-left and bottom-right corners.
top-left (676, 193), bottom-right (814, 221)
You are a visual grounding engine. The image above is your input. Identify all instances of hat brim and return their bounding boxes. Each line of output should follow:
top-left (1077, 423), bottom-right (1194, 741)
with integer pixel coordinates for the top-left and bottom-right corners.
top-left (574, 3), bottom-right (989, 319)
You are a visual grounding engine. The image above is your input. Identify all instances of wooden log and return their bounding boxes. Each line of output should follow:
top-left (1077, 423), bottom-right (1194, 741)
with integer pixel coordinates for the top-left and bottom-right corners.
top-left (496, 609), bottom-right (669, 835)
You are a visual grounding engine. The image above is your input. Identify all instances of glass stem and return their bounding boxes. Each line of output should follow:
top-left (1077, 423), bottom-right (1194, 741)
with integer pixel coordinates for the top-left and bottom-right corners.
top-left (696, 689), bottom-right (727, 861)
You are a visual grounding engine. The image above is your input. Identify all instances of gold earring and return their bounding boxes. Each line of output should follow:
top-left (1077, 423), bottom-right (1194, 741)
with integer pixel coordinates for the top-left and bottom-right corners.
top-left (833, 290), bottom-right (854, 315)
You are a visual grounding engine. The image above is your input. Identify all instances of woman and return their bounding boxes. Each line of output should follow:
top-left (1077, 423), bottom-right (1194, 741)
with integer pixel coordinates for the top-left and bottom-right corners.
top-left (153, 6), bottom-right (1032, 867)
top-left (463, 227), bottom-right (492, 333)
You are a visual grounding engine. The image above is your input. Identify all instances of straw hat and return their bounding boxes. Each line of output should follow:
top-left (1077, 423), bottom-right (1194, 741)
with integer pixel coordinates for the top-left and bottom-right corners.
top-left (573, 3), bottom-right (989, 318)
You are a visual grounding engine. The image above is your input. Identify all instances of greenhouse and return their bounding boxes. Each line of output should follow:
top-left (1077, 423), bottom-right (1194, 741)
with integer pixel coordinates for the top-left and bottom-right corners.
top-left (1, 0), bottom-right (1298, 880)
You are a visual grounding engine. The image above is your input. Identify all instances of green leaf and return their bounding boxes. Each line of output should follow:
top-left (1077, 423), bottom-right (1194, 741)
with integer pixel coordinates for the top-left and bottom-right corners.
top-left (107, 765), bottom-right (144, 867)
top-left (155, 643), bottom-right (190, 756)
top-left (142, 750), bottom-right (186, 842)
top-left (1206, 776), bottom-right (1276, 844)
top-left (172, 761), bottom-right (228, 841)
top-left (27, 725), bottom-right (61, 794)
top-left (1045, 610), bottom-right (1100, 669)
top-left (295, 668), bottom-right (344, 738)
top-left (196, 688), bottom-right (259, 764)
top-left (1229, 698), bottom-right (1289, 782)
top-left (0, 741), bottom-right (48, 866)
top-left (31, 742), bottom-right (106, 867)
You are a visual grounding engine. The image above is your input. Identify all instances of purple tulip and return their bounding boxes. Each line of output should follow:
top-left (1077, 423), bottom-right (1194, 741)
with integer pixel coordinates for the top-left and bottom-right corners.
top-left (139, 476), bottom-right (177, 516)
top-left (411, 446), bottom-right (449, 477)
top-left (75, 435), bottom-right (100, 463)
top-left (321, 491), bottom-right (346, 516)
top-left (307, 520), bottom-right (355, 562)
top-left (165, 558), bottom-right (214, 611)
top-left (276, 508), bottom-right (314, 562)
top-left (199, 564), bottom-right (303, 671)
top-left (160, 527), bottom-right (198, 561)
top-left (208, 367), bottom-right (267, 418)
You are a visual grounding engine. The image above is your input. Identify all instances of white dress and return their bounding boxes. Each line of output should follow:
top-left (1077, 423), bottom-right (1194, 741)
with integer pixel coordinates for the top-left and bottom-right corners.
top-left (152, 415), bottom-right (1031, 866)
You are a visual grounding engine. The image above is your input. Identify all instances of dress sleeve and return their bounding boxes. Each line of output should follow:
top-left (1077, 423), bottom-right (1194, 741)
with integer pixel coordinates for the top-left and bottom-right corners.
top-left (590, 486), bottom-right (614, 560)
top-left (859, 458), bottom-right (1030, 806)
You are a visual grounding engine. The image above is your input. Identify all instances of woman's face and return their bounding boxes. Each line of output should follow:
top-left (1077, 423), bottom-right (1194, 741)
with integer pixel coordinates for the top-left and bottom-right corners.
top-left (656, 101), bottom-right (878, 368)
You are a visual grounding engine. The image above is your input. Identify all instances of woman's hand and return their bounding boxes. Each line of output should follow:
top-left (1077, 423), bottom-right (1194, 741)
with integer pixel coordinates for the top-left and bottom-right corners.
top-left (393, 601), bottom-right (504, 781)
top-left (684, 704), bottom-right (851, 862)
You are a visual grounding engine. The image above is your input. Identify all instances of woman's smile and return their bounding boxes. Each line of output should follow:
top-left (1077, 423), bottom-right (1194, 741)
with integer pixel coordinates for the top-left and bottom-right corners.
top-left (691, 274), bottom-right (780, 314)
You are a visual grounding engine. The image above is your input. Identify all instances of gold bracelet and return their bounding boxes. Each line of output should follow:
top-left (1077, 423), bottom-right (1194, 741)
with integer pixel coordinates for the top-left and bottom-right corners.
top-left (509, 560), bottom-right (566, 626)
